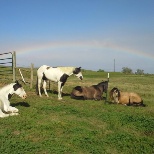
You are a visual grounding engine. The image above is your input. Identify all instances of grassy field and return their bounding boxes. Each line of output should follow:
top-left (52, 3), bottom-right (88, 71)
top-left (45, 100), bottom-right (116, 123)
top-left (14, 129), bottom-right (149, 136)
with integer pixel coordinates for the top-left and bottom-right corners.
top-left (0, 69), bottom-right (154, 154)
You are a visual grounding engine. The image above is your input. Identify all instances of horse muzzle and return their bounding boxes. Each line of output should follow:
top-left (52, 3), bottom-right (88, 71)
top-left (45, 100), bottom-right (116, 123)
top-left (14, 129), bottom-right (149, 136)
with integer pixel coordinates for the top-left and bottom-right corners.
top-left (79, 76), bottom-right (83, 80)
top-left (21, 94), bottom-right (27, 99)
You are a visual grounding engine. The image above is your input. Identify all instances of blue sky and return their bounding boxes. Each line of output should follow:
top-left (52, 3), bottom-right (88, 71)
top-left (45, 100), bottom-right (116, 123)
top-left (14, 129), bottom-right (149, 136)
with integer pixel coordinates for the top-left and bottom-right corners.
top-left (0, 0), bottom-right (154, 73)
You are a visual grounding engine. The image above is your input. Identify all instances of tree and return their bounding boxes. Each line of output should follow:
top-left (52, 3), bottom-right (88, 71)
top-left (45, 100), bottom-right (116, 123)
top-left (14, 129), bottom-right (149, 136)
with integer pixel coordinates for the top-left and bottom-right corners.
top-left (122, 67), bottom-right (133, 74)
top-left (97, 69), bottom-right (105, 72)
top-left (135, 69), bottom-right (144, 75)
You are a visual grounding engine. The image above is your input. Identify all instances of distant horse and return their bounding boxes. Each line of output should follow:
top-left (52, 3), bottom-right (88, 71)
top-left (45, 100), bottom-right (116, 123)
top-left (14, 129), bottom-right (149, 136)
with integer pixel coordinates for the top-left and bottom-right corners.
top-left (110, 87), bottom-right (145, 106)
top-left (0, 81), bottom-right (27, 118)
top-left (71, 81), bottom-right (108, 100)
top-left (36, 65), bottom-right (83, 100)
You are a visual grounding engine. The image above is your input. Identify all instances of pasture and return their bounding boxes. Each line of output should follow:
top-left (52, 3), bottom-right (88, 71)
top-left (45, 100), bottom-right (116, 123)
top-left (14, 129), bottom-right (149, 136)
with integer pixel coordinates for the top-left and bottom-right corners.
top-left (0, 69), bottom-right (154, 154)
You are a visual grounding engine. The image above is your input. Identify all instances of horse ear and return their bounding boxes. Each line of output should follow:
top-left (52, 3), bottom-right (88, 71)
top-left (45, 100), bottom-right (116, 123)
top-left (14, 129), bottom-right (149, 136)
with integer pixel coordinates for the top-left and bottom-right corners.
top-left (15, 80), bottom-right (20, 85)
top-left (79, 67), bottom-right (81, 69)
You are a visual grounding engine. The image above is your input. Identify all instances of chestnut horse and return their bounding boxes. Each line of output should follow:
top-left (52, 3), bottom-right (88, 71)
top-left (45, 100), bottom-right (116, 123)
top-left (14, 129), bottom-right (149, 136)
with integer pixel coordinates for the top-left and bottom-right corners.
top-left (110, 87), bottom-right (145, 106)
top-left (71, 81), bottom-right (108, 100)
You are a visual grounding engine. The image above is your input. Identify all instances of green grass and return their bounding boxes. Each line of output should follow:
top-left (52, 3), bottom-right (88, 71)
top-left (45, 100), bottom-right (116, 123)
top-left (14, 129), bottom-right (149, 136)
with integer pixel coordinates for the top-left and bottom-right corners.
top-left (0, 70), bottom-right (154, 154)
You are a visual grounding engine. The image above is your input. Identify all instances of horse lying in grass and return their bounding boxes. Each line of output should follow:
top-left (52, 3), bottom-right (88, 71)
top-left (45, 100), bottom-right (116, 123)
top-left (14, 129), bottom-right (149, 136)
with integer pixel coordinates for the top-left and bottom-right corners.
top-left (110, 87), bottom-right (145, 106)
top-left (71, 81), bottom-right (108, 100)
top-left (36, 65), bottom-right (83, 100)
top-left (0, 81), bottom-right (27, 118)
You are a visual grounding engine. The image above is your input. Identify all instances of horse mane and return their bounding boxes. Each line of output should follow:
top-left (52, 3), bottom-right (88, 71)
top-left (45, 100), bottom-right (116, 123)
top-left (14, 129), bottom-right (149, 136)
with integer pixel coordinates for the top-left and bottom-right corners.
top-left (0, 81), bottom-right (22, 93)
top-left (57, 67), bottom-right (75, 74)
top-left (0, 83), bottom-right (15, 91)
top-left (97, 81), bottom-right (108, 93)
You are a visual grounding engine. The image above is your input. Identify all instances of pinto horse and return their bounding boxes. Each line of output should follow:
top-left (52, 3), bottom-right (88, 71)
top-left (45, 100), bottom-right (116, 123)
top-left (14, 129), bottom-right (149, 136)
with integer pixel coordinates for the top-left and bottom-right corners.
top-left (36, 65), bottom-right (83, 100)
top-left (71, 81), bottom-right (108, 100)
top-left (110, 87), bottom-right (145, 106)
top-left (0, 81), bottom-right (27, 118)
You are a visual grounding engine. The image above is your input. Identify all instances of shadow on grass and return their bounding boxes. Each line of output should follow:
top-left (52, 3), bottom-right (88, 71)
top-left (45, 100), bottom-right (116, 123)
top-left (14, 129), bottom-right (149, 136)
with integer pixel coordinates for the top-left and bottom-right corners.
top-left (47, 90), bottom-right (70, 96)
top-left (11, 102), bottom-right (30, 107)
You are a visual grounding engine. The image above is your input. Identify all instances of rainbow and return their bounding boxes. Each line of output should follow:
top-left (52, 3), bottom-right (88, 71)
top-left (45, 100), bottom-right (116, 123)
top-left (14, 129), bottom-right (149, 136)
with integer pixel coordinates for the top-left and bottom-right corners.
top-left (15, 40), bottom-right (154, 60)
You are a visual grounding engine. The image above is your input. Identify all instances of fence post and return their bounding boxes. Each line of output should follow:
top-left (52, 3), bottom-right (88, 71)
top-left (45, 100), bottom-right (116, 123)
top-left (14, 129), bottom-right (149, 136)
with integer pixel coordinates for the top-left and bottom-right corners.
top-left (12, 51), bottom-right (16, 82)
top-left (30, 63), bottom-right (34, 89)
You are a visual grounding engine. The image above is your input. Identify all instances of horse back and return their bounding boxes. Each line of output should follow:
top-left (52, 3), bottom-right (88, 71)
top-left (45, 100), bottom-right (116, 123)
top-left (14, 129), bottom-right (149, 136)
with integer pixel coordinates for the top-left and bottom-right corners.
top-left (119, 92), bottom-right (130, 104)
top-left (119, 92), bottom-right (142, 104)
top-left (82, 86), bottom-right (102, 100)
top-left (129, 92), bottom-right (142, 103)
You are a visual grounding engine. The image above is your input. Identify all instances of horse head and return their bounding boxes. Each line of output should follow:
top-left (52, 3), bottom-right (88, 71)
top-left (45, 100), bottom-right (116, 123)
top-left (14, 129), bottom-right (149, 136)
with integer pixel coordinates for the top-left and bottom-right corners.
top-left (110, 87), bottom-right (120, 103)
top-left (73, 67), bottom-right (83, 80)
top-left (13, 81), bottom-right (27, 99)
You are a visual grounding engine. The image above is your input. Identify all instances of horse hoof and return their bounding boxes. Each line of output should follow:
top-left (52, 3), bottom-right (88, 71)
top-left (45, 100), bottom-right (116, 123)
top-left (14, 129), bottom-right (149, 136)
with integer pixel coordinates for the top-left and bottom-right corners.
top-left (9, 113), bottom-right (19, 116)
top-left (58, 98), bottom-right (62, 100)
top-left (0, 114), bottom-right (9, 118)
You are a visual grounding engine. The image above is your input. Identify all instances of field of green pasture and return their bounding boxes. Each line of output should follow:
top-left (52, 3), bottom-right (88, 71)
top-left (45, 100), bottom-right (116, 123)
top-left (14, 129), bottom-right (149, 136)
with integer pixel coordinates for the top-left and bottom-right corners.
top-left (0, 70), bottom-right (154, 154)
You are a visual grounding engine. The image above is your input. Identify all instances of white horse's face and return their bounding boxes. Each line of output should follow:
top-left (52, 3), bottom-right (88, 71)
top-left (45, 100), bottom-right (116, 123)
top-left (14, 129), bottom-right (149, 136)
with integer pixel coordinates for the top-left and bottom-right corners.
top-left (74, 67), bottom-right (83, 80)
top-left (15, 87), bottom-right (27, 99)
top-left (13, 82), bottom-right (27, 99)
top-left (75, 72), bottom-right (83, 80)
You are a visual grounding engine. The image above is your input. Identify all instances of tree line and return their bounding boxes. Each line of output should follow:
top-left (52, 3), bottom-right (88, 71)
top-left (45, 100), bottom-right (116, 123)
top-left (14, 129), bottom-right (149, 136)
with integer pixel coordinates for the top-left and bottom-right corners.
top-left (97, 67), bottom-right (144, 75)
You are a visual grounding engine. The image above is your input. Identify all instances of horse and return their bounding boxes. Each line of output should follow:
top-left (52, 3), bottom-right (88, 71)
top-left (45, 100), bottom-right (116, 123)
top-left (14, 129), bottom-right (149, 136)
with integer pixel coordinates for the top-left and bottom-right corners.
top-left (109, 87), bottom-right (145, 106)
top-left (71, 81), bottom-right (108, 100)
top-left (36, 65), bottom-right (83, 100)
top-left (0, 81), bottom-right (27, 118)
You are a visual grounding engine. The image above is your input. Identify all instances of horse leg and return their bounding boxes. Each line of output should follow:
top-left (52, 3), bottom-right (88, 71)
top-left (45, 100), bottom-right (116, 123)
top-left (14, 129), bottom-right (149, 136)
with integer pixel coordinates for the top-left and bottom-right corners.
top-left (58, 82), bottom-right (63, 100)
top-left (0, 97), bottom-right (12, 117)
top-left (9, 112), bottom-right (19, 116)
top-left (6, 106), bottom-right (19, 116)
top-left (94, 95), bottom-right (102, 101)
top-left (8, 106), bottom-right (19, 113)
top-left (0, 99), bottom-right (9, 117)
top-left (0, 109), bottom-right (9, 118)
top-left (38, 78), bottom-right (42, 97)
top-left (2, 99), bottom-right (19, 113)
top-left (43, 80), bottom-right (49, 97)
top-left (0, 97), bottom-right (10, 113)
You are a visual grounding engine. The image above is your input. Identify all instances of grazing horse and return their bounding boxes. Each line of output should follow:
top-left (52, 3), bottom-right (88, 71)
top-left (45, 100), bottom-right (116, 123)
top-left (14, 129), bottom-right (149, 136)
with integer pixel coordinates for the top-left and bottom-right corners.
top-left (71, 81), bottom-right (108, 100)
top-left (110, 87), bottom-right (145, 106)
top-left (36, 65), bottom-right (83, 100)
top-left (0, 81), bottom-right (27, 118)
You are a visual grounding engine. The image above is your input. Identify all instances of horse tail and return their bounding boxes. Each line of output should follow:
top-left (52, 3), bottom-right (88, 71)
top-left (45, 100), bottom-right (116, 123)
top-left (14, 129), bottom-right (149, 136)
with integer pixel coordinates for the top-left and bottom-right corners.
top-left (140, 100), bottom-right (146, 107)
top-left (70, 93), bottom-right (84, 100)
top-left (74, 86), bottom-right (83, 92)
top-left (70, 86), bottom-right (84, 100)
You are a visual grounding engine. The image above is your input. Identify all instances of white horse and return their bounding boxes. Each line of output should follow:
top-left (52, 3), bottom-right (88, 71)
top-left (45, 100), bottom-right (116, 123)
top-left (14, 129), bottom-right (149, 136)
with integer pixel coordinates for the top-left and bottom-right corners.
top-left (36, 65), bottom-right (83, 100)
top-left (0, 81), bottom-right (27, 118)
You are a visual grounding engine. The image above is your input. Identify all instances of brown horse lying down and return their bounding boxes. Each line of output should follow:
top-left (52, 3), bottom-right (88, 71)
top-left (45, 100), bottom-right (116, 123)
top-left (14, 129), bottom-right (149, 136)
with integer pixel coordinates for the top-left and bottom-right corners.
top-left (71, 81), bottom-right (108, 100)
top-left (110, 87), bottom-right (145, 106)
